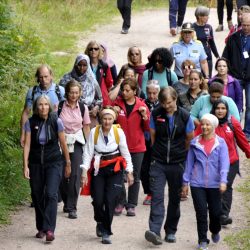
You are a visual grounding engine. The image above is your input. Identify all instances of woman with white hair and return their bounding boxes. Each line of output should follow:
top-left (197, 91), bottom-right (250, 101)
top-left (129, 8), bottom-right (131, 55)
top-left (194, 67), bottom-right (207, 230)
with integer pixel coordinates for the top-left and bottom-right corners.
top-left (182, 113), bottom-right (230, 250)
top-left (193, 6), bottom-right (220, 77)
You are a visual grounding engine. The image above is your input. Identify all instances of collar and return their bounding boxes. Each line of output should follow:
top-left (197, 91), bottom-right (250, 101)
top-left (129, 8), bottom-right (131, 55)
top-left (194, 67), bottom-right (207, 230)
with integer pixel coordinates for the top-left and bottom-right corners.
top-left (65, 100), bottom-right (79, 108)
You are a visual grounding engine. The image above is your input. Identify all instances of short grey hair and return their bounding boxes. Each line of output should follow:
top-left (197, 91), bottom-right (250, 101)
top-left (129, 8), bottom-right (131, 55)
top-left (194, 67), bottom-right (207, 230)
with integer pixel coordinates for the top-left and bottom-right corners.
top-left (33, 95), bottom-right (53, 115)
top-left (195, 6), bottom-right (210, 18)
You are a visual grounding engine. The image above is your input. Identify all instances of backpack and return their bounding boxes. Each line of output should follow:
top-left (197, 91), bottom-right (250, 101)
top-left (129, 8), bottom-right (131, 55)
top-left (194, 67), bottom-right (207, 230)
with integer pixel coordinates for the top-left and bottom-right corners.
top-left (94, 124), bottom-right (120, 145)
top-left (148, 67), bottom-right (173, 86)
top-left (57, 100), bottom-right (85, 118)
top-left (31, 84), bottom-right (62, 101)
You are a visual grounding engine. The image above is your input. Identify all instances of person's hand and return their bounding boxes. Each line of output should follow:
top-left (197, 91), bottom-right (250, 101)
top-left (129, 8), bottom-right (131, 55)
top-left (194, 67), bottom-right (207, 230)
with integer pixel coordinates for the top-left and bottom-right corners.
top-left (64, 162), bottom-right (71, 178)
top-left (81, 176), bottom-right (88, 187)
top-left (139, 106), bottom-right (148, 120)
top-left (20, 133), bottom-right (25, 148)
top-left (113, 105), bottom-right (121, 114)
top-left (127, 172), bottom-right (134, 187)
top-left (220, 183), bottom-right (227, 193)
top-left (203, 78), bottom-right (209, 86)
top-left (181, 185), bottom-right (189, 198)
top-left (23, 166), bottom-right (30, 179)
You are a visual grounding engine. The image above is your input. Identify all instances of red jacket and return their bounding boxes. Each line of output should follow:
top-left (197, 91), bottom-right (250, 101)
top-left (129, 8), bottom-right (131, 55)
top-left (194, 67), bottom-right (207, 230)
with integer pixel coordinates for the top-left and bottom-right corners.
top-left (113, 97), bottom-right (150, 153)
top-left (195, 116), bottom-right (250, 164)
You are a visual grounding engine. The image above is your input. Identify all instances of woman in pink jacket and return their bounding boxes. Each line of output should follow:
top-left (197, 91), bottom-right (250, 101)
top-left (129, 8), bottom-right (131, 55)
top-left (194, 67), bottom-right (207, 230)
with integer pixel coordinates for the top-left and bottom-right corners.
top-left (113, 77), bottom-right (150, 216)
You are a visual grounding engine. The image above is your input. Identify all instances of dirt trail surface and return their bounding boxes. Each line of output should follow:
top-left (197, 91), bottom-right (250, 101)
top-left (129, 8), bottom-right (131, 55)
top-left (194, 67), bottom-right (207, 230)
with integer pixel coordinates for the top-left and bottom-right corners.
top-left (1, 7), bottom-right (249, 250)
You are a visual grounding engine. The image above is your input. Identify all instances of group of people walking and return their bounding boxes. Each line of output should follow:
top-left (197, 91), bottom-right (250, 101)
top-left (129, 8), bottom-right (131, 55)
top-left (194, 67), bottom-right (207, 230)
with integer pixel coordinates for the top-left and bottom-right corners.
top-left (20, 5), bottom-right (250, 250)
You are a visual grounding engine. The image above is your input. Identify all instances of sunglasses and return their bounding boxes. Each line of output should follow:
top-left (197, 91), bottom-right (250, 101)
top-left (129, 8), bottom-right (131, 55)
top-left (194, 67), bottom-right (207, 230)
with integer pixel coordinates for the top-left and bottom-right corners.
top-left (183, 65), bottom-right (194, 70)
top-left (155, 59), bottom-right (163, 64)
top-left (89, 47), bottom-right (99, 52)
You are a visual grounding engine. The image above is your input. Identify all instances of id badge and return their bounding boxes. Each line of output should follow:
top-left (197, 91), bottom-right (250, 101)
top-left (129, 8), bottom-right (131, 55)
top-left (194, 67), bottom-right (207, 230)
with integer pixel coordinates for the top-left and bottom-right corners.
top-left (243, 51), bottom-right (249, 59)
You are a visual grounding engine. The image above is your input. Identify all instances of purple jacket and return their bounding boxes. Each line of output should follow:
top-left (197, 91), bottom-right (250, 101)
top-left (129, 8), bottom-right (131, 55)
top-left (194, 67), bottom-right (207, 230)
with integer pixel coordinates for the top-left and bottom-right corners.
top-left (209, 75), bottom-right (243, 112)
top-left (183, 135), bottom-right (229, 188)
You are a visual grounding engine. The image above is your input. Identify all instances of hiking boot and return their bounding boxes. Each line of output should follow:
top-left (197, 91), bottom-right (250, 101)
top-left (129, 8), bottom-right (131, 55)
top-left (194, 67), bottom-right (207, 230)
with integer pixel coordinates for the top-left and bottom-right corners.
top-left (96, 222), bottom-right (103, 237)
top-left (228, 20), bottom-right (233, 30)
top-left (126, 207), bottom-right (135, 216)
top-left (121, 29), bottom-right (128, 34)
top-left (198, 241), bottom-right (208, 250)
top-left (35, 231), bottom-right (45, 239)
top-left (145, 230), bottom-right (162, 245)
top-left (46, 231), bottom-right (55, 242)
top-left (114, 204), bottom-right (124, 216)
top-left (215, 25), bottom-right (223, 32)
top-left (102, 233), bottom-right (112, 244)
top-left (211, 233), bottom-right (220, 243)
top-left (165, 233), bottom-right (176, 243)
top-left (220, 215), bottom-right (232, 225)
top-left (170, 28), bottom-right (177, 36)
top-left (143, 195), bottom-right (152, 205)
top-left (68, 211), bottom-right (77, 219)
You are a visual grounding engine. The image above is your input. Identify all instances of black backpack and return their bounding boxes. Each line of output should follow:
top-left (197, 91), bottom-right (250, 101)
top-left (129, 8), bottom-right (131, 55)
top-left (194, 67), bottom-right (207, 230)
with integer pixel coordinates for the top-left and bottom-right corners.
top-left (57, 100), bottom-right (85, 118)
top-left (31, 84), bottom-right (62, 101)
top-left (148, 67), bottom-right (173, 86)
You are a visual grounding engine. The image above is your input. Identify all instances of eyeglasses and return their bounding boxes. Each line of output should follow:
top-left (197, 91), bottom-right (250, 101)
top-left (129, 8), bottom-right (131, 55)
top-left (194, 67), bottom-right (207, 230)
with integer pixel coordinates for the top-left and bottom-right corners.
top-left (183, 65), bottom-right (194, 70)
top-left (155, 59), bottom-right (163, 64)
top-left (130, 53), bottom-right (139, 56)
top-left (89, 47), bottom-right (99, 52)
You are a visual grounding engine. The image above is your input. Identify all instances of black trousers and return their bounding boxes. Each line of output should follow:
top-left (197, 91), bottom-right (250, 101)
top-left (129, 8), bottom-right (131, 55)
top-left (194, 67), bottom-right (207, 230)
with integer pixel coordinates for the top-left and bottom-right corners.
top-left (91, 164), bottom-right (123, 235)
top-left (60, 142), bottom-right (83, 212)
top-left (217, 0), bottom-right (233, 24)
top-left (29, 160), bottom-right (63, 232)
top-left (117, 0), bottom-right (132, 30)
top-left (191, 187), bottom-right (221, 243)
top-left (140, 140), bottom-right (152, 195)
top-left (221, 160), bottom-right (239, 217)
top-left (149, 160), bottom-right (184, 236)
top-left (116, 152), bottom-right (144, 208)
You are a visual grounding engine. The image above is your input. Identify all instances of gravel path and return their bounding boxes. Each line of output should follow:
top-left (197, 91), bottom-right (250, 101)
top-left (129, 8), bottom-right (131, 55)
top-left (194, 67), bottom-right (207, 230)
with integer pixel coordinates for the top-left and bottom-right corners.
top-left (1, 7), bottom-right (249, 250)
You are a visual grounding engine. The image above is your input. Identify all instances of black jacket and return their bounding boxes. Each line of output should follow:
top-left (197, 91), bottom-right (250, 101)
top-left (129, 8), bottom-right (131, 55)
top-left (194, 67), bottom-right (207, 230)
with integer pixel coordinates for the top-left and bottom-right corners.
top-left (29, 113), bottom-right (62, 165)
top-left (151, 106), bottom-right (190, 164)
top-left (222, 31), bottom-right (250, 80)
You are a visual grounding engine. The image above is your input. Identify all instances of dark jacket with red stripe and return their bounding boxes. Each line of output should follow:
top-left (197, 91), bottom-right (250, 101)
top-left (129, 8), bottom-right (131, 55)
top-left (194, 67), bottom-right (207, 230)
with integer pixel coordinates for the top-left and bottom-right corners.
top-left (114, 96), bottom-right (150, 153)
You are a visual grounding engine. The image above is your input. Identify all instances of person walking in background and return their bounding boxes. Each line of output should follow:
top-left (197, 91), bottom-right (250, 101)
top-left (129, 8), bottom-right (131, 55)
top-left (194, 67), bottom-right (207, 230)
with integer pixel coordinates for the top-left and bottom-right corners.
top-left (141, 80), bottom-right (160, 206)
top-left (117, 0), bottom-right (133, 34)
top-left (113, 78), bottom-right (150, 216)
top-left (215, 0), bottom-right (234, 32)
top-left (170, 23), bottom-right (209, 80)
top-left (222, 13), bottom-right (250, 141)
top-left (182, 113), bottom-right (230, 250)
top-left (210, 100), bottom-right (250, 226)
top-left (209, 58), bottom-right (243, 113)
top-left (145, 87), bottom-right (194, 245)
top-left (169, 0), bottom-right (189, 36)
top-left (81, 106), bottom-right (134, 244)
top-left (20, 64), bottom-right (65, 147)
top-left (193, 6), bottom-right (220, 77)
top-left (58, 80), bottom-right (91, 219)
top-left (23, 95), bottom-right (71, 242)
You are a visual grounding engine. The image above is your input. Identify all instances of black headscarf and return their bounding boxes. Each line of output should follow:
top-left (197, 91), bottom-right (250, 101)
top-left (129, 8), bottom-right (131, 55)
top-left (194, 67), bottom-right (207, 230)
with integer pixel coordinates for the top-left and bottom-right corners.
top-left (211, 99), bottom-right (229, 125)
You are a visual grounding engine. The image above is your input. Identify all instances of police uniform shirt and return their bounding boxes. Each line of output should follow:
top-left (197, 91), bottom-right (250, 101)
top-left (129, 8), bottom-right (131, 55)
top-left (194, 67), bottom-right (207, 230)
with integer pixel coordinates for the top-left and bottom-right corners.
top-left (25, 82), bottom-right (65, 109)
top-left (170, 39), bottom-right (207, 77)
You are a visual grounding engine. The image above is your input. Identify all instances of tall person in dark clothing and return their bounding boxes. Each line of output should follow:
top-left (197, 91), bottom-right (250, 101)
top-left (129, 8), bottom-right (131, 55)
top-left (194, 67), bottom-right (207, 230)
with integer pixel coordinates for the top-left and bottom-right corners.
top-left (145, 87), bottom-right (194, 245)
top-left (117, 0), bottom-right (133, 34)
top-left (193, 6), bottom-right (220, 77)
top-left (222, 13), bottom-right (250, 141)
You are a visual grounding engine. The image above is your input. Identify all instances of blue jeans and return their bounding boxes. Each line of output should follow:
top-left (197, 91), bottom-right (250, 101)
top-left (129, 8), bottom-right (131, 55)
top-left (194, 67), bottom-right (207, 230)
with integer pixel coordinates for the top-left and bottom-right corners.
top-left (239, 79), bottom-right (250, 138)
top-left (29, 161), bottom-right (63, 232)
top-left (169, 0), bottom-right (188, 28)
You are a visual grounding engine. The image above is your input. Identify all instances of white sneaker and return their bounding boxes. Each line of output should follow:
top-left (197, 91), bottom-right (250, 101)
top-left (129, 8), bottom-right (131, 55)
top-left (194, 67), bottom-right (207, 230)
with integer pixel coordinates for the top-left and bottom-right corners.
top-left (177, 26), bottom-right (182, 34)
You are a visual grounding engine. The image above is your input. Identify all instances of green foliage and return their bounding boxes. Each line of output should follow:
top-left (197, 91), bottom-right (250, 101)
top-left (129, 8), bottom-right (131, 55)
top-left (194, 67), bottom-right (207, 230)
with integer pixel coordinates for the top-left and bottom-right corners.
top-left (225, 229), bottom-right (250, 250)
